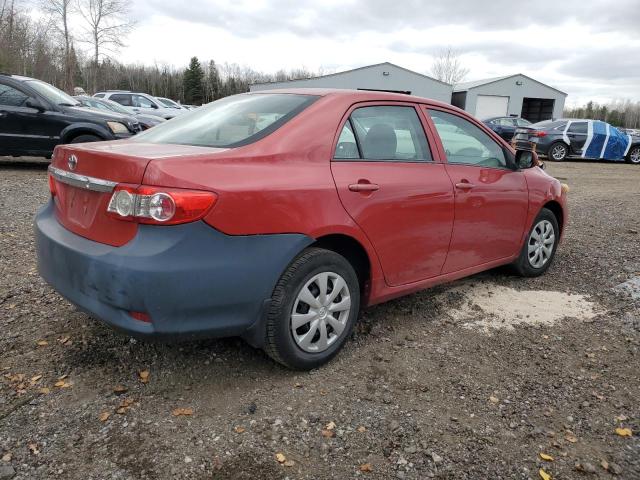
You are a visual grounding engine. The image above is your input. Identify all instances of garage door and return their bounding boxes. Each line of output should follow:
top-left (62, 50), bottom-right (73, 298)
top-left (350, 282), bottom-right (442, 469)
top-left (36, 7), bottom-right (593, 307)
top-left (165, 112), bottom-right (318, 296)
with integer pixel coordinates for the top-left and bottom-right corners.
top-left (475, 95), bottom-right (509, 119)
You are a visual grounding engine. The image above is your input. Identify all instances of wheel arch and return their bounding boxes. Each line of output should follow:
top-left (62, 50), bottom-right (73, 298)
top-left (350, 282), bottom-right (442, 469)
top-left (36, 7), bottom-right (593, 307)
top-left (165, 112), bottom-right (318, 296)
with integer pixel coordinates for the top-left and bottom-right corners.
top-left (542, 200), bottom-right (564, 235)
top-left (311, 233), bottom-right (371, 300)
top-left (60, 123), bottom-right (111, 144)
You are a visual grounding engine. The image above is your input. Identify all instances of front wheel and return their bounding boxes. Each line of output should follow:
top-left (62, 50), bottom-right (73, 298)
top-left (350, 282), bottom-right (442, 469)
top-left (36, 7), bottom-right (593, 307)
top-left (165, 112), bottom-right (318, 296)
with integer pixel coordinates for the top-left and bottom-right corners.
top-left (626, 146), bottom-right (640, 164)
top-left (513, 208), bottom-right (560, 277)
top-left (548, 142), bottom-right (568, 161)
top-left (264, 248), bottom-right (360, 370)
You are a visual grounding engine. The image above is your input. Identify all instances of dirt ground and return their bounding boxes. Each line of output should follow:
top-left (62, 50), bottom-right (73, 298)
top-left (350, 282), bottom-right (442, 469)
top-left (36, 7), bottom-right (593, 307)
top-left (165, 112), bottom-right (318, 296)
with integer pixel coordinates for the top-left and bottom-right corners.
top-left (0, 158), bottom-right (638, 479)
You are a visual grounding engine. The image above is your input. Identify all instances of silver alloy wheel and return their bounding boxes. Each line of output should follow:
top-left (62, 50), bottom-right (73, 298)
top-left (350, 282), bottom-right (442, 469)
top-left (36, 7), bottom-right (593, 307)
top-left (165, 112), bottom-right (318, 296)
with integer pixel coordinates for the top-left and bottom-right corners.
top-left (551, 144), bottom-right (567, 161)
top-left (290, 271), bottom-right (351, 353)
top-left (630, 147), bottom-right (640, 164)
top-left (528, 220), bottom-right (555, 268)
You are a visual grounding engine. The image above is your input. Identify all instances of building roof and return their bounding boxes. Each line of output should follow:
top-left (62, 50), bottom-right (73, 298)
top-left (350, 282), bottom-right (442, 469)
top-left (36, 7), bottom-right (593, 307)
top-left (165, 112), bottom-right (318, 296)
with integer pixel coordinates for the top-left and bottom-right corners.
top-left (250, 62), bottom-right (451, 87)
top-left (454, 73), bottom-right (567, 96)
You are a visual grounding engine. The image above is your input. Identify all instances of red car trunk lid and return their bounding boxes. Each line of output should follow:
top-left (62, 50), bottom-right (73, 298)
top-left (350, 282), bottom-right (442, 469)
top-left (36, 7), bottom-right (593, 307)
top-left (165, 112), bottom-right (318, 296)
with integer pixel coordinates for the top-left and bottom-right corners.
top-left (50, 142), bottom-right (218, 246)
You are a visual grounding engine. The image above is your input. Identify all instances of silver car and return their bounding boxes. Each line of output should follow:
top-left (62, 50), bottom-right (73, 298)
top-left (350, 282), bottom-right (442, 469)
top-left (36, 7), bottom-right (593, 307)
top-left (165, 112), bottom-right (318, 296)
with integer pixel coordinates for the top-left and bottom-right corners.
top-left (93, 91), bottom-right (185, 120)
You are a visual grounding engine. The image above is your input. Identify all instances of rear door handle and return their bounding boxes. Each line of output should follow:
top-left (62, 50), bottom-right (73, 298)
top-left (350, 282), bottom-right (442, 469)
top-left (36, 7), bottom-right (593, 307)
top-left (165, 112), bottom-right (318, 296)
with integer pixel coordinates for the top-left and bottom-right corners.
top-left (348, 182), bottom-right (379, 192)
top-left (455, 182), bottom-right (475, 190)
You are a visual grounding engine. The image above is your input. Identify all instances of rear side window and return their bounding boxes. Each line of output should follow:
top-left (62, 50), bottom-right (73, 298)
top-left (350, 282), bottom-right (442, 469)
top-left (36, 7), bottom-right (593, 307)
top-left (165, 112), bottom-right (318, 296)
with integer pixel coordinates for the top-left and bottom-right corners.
top-left (428, 109), bottom-right (507, 168)
top-left (334, 121), bottom-right (360, 159)
top-left (110, 94), bottom-right (132, 106)
top-left (94, 93), bottom-right (105, 98)
top-left (568, 122), bottom-right (588, 134)
top-left (133, 93), bottom-right (318, 148)
top-left (0, 83), bottom-right (28, 107)
top-left (343, 106), bottom-right (431, 161)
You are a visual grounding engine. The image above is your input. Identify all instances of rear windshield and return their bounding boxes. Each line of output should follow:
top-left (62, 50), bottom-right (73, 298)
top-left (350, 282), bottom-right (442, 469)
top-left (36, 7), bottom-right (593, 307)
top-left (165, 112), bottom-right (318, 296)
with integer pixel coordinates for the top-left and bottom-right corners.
top-left (530, 120), bottom-right (567, 130)
top-left (133, 93), bottom-right (318, 148)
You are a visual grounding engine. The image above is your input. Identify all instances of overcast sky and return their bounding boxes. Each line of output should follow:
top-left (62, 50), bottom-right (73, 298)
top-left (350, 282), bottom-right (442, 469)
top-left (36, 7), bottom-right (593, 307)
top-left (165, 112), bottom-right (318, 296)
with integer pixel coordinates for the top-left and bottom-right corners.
top-left (121, 0), bottom-right (640, 105)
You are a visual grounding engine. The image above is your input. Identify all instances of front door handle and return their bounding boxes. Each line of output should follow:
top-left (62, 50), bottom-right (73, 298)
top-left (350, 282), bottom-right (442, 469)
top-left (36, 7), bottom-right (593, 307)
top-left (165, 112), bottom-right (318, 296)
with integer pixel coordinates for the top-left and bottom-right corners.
top-left (348, 182), bottom-right (379, 192)
top-left (455, 181), bottom-right (475, 190)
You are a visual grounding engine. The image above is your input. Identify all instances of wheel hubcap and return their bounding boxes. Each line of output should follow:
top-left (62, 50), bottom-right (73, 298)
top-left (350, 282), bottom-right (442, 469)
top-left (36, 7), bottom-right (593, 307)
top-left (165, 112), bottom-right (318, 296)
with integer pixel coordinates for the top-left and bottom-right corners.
top-left (290, 272), bottom-right (351, 353)
top-left (551, 145), bottom-right (566, 160)
top-left (631, 148), bottom-right (640, 164)
top-left (528, 220), bottom-right (555, 268)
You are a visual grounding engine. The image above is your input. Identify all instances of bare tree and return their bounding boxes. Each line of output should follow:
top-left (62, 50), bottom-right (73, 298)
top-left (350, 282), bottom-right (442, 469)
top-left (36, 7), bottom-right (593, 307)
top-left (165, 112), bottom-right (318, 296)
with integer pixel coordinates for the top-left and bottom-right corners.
top-left (78, 0), bottom-right (133, 92)
top-left (40, 0), bottom-right (74, 91)
top-left (430, 47), bottom-right (469, 86)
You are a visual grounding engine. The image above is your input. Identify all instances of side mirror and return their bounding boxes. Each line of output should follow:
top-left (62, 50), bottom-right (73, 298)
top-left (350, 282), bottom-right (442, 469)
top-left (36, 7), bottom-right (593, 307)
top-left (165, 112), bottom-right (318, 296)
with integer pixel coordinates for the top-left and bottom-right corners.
top-left (151, 104), bottom-right (158, 109)
top-left (25, 98), bottom-right (45, 112)
top-left (515, 149), bottom-right (543, 169)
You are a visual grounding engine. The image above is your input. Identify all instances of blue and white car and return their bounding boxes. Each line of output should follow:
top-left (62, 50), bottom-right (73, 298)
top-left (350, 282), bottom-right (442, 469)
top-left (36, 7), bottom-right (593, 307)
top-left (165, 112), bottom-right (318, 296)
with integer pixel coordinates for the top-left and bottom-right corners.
top-left (513, 119), bottom-right (640, 164)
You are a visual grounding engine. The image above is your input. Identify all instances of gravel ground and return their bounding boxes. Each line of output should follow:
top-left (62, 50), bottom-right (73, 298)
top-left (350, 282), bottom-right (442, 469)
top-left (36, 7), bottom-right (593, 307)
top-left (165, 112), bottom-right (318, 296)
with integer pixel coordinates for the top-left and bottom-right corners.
top-left (1, 158), bottom-right (639, 479)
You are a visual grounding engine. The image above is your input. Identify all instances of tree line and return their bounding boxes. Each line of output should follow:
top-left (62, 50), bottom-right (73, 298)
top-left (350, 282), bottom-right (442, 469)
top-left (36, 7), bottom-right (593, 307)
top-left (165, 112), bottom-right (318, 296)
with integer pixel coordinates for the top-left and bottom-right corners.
top-left (0, 0), bottom-right (317, 104)
top-left (2, 1), bottom-right (639, 121)
top-left (563, 100), bottom-right (640, 129)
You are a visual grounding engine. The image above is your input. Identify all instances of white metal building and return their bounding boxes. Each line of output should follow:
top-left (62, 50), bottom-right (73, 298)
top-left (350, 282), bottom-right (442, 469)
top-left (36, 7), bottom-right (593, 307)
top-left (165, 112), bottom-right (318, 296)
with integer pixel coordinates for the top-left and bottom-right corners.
top-left (249, 62), bottom-right (453, 103)
top-left (452, 74), bottom-right (567, 122)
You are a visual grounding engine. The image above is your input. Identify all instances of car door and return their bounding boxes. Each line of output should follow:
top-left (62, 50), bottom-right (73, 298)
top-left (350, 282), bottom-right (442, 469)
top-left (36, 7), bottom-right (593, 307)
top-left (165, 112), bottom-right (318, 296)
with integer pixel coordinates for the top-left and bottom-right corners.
top-left (331, 103), bottom-right (455, 286)
top-left (425, 108), bottom-right (528, 273)
top-left (566, 121), bottom-right (589, 156)
top-left (0, 80), bottom-right (59, 156)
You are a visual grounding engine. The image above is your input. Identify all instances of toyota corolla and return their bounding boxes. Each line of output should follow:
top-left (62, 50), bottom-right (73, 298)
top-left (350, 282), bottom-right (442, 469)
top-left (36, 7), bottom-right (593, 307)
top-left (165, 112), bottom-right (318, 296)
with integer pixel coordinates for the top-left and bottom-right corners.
top-left (35, 89), bottom-right (568, 369)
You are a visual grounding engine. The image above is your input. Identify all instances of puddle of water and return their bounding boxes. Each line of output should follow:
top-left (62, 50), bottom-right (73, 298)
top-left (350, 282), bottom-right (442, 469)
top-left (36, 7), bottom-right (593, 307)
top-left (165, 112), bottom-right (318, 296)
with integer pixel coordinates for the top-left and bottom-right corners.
top-left (440, 281), bottom-right (599, 333)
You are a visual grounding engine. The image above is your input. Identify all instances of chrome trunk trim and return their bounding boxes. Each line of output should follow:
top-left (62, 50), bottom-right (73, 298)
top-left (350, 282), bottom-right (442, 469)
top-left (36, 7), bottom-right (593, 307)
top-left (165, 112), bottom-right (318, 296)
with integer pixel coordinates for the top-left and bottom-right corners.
top-left (48, 165), bottom-right (117, 193)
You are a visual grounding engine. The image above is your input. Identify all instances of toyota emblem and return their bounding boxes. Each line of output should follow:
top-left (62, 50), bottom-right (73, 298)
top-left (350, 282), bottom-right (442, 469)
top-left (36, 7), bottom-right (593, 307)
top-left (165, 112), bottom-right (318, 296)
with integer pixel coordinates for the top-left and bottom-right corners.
top-left (68, 154), bottom-right (78, 171)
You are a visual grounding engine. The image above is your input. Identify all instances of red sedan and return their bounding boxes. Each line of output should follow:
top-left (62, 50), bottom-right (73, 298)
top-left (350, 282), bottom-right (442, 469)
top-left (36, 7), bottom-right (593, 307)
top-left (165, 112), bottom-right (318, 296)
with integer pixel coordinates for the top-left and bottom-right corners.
top-left (36, 89), bottom-right (567, 369)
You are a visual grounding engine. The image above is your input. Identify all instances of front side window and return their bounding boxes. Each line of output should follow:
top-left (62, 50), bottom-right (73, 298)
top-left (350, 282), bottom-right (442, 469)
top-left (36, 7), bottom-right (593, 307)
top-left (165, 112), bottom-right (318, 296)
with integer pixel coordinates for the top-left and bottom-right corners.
top-left (134, 95), bottom-right (156, 108)
top-left (347, 106), bottom-right (431, 161)
top-left (0, 83), bottom-right (29, 107)
top-left (568, 122), bottom-right (588, 134)
top-left (133, 93), bottom-right (318, 148)
top-left (428, 109), bottom-right (507, 168)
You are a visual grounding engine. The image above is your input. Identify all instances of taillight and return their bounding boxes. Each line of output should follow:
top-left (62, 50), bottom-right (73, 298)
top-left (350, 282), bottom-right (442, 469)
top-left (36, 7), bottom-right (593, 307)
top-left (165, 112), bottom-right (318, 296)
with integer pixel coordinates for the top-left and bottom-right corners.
top-left (107, 185), bottom-right (217, 225)
top-left (532, 131), bottom-right (547, 137)
top-left (48, 174), bottom-right (57, 197)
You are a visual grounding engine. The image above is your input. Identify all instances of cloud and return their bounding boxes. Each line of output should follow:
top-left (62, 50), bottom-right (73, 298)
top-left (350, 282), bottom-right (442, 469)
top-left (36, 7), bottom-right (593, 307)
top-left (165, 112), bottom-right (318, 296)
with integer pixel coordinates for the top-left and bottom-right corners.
top-left (135, 0), bottom-right (640, 38)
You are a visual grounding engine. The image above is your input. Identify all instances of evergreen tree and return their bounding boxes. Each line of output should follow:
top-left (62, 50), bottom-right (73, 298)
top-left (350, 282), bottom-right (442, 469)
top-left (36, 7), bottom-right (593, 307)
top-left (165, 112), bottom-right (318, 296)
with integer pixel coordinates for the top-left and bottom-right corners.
top-left (206, 60), bottom-right (221, 102)
top-left (183, 56), bottom-right (205, 105)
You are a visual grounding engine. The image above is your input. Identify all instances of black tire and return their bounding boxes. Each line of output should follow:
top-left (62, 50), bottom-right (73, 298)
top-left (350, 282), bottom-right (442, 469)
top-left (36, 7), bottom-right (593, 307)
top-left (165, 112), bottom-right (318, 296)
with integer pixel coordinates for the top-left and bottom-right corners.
top-left (626, 145), bottom-right (640, 164)
top-left (548, 141), bottom-right (568, 161)
top-left (264, 247), bottom-right (360, 370)
top-left (69, 134), bottom-right (101, 144)
top-left (512, 208), bottom-right (560, 277)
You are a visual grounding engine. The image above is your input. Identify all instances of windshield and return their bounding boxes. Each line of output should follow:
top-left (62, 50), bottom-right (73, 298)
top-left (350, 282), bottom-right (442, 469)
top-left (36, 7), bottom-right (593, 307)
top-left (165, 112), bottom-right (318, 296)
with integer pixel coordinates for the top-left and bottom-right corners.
top-left (26, 80), bottom-right (79, 106)
top-left (133, 93), bottom-right (318, 148)
top-left (157, 97), bottom-right (180, 108)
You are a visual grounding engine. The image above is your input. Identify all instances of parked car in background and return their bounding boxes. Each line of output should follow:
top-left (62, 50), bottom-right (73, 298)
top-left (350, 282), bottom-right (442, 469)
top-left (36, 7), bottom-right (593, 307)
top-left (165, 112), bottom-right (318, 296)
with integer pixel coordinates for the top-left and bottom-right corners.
top-left (155, 96), bottom-right (190, 111)
top-left (74, 95), bottom-right (166, 130)
top-left (93, 91), bottom-right (184, 119)
top-left (0, 74), bottom-right (140, 158)
top-left (37, 89), bottom-right (567, 369)
top-left (513, 119), bottom-right (640, 164)
top-left (483, 116), bottom-right (531, 141)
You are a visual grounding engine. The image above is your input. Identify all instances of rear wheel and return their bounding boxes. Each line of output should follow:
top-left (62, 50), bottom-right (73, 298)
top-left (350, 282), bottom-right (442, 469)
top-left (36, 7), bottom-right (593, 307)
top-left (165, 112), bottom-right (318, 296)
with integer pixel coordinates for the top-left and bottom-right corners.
top-left (626, 146), bottom-right (640, 164)
top-left (69, 134), bottom-right (101, 144)
top-left (548, 142), bottom-right (568, 161)
top-left (513, 208), bottom-right (560, 277)
top-left (264, 248), bottom-right (360, 370)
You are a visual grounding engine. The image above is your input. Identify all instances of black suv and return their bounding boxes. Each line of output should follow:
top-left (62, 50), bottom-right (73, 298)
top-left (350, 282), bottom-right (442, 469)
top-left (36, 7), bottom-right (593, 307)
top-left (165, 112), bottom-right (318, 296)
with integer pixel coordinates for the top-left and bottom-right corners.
top-left (0, 74), bottom-right (141, 158)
